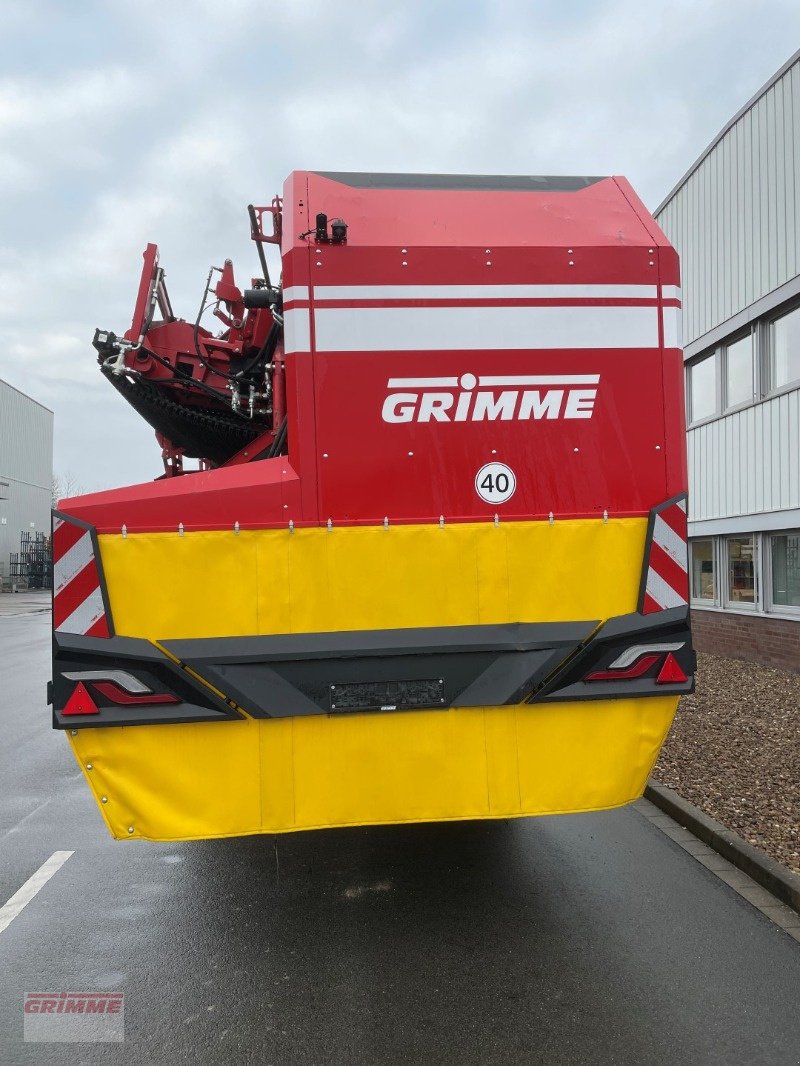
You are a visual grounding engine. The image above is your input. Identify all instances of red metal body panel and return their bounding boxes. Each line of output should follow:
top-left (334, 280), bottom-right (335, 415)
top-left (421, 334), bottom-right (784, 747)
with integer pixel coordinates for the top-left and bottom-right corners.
top-left (65, 172), bottom-right (687, 534)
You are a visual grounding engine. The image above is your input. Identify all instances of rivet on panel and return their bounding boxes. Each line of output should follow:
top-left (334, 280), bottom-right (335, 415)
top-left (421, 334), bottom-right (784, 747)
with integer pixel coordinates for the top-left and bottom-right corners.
top-left (86, 763), bottom-right (93, 771)
top-left (178, 522), bottom-right (184, 536)
top-left (407, 451), bottom-right (414, 457)
top-left (322, 452), bottom-right (329, 458)
top-left (491, 449), bottom-right (497, 455)
top-left (549, 512), bottom-right (554, 525)
top-left (384, 516), bottom-right (389, 529)
top-left (127, 826), bottom-right (135, 835)
top-left (573, 447), bottom-right (579, 453)
top-left (439, 515), bottom-right (445, 528)
top-left (603, 510), bottom-right (608, 524)
top-left (327, 518), bottom-right (333, 531)
top-left (316, 262), bottom-right (322, 267)
top-left (234, 521), bottom-right (240, 535)
top-left (568, 261), bottom-right (574, 266)
top-left (288, 520), bottom-right (294, 533)
top-left (494, 513), bottom-right (500, 527)
top-left (70, 729), bottom-right (78, 736)
top-left (101, 796), bottom-right (108, 803)
top-left (401, 248), bottom-right (408, 253)
top-left (402, 261), bottom-right (408, 267)
top-left (486, 261), bottom-right (492, 266)
top-left (121, 524), bottom-right (127, 539)
top-left (655, 444), bottom-right (662, 450)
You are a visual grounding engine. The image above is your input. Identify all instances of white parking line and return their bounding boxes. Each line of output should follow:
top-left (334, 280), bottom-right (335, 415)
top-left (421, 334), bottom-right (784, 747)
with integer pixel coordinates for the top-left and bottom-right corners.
top-left (0, 851), bottom-right (74, 935)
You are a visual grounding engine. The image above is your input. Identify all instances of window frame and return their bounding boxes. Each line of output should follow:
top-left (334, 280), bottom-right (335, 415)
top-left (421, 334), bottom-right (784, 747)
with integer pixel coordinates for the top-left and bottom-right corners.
top-left (689, 537), bottom-right (719, 606)
top-left (768, 302), bottom-right (800, 395)
top-left (765, 529), bottom-right (800, 616)
top-left (723, 534), bottom-right (759, 611)
top-left (686, 350), bottom-right (720, 426)
top-left (722, 328), bottom-right (755, 412)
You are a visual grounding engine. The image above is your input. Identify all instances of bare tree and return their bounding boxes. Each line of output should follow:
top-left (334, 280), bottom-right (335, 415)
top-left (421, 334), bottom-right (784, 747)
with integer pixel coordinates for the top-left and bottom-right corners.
top-left (52, 472), bottom-right (85, 507)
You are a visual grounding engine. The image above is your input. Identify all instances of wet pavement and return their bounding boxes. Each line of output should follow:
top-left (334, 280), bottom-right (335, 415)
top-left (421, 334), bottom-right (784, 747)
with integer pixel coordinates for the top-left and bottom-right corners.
top-left (1, 611), bottom-right (800, 1064)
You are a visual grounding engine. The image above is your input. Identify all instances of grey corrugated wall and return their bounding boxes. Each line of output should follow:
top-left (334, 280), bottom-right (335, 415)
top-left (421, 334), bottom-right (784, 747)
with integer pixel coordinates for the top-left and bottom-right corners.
top-left (655, 53), bottom-right (800, 526)
top-left (656, 55), bottom-right (800, 348)
top-left (0, 379), bottom-right (54, 574)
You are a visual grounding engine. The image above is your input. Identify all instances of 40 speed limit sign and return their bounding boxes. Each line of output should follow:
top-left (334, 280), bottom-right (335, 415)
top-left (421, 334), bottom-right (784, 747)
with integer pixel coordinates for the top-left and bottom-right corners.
top-left (474, 462), bottom-right (516, 505)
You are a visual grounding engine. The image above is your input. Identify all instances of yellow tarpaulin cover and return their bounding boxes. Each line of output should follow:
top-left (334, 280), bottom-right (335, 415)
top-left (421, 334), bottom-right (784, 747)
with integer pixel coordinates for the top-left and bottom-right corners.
top-left (67, 518), bottom-right (678, 841)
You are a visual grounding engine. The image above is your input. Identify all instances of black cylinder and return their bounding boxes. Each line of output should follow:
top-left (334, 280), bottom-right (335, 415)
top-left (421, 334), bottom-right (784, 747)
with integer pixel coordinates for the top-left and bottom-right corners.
top-left (243, 288), bottom-right (275, 309)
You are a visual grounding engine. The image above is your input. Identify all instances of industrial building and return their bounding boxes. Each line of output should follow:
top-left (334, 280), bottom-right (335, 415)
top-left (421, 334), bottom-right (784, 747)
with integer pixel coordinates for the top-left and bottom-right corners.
top-left (655, 48), bottom-right (800, 669)
top-left (0, 378), bottom-right (54, 589)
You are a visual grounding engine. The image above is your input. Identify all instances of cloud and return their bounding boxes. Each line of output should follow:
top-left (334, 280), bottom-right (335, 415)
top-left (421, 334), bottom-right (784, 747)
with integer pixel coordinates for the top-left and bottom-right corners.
top-left (1, 1), bottom-right (799, 490)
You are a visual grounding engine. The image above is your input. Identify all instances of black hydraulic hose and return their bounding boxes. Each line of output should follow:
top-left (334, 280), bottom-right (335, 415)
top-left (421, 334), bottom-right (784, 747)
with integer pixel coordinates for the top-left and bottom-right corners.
top-left (248, 204), bottom-right (272, 290)
top-left (237, 320), bottom-right (281, 379)
top-left (123, 348), bottom-right (254, 419)
top-left (193, 305), bottom-right (240, 384)
top-left (266, 416), bottom-right (288, 458)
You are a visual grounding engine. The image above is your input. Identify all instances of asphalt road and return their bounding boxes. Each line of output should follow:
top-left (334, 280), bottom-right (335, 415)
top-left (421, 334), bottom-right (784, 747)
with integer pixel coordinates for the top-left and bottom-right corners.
top-left (1, 610), bottom-right (800, 1065)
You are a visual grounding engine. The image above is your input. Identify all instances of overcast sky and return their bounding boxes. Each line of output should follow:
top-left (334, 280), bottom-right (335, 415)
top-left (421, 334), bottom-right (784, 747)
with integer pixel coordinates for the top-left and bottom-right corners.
top-left (2, 0), bottom-right (799, 492)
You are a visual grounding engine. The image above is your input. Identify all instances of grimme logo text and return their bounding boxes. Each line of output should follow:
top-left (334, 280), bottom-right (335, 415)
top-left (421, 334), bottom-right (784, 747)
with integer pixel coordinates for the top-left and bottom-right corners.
top-left (381, 373), bottom-right (600, 423)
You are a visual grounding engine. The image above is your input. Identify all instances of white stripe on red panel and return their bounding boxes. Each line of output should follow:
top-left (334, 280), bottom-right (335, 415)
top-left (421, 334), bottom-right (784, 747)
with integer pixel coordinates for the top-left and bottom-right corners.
top-left (58, 586), bottom-right (106, 636)
top-left (282, 286), bottom-right (310, 303)
top-left (313, 305), bottom-right (659, 353)
top-left (53, 516), bottom-right (111, 638)
top-left (312, 284), bottom-right (659, 301)
top-left (283, 308), bottom-right (311, 353)
top-left (641, 499), bottom-right (689, 615)
top-left (652, 514), bottom-right (688, 572)
top-left (645, 569), bottom-right (687, 611)
top-left (53, 531), bottom-right (94, 594)
top-left (662, 306), bottom-right (682, 349)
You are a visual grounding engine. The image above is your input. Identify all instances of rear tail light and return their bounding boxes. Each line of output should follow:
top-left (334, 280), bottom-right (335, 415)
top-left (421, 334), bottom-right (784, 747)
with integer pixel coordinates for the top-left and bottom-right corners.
top-left (62, 670), bottom-right (180, 707)
top-left (586, 642), bottom-right (685, 683)
top-left (586, 654), bottom-right (660, 682)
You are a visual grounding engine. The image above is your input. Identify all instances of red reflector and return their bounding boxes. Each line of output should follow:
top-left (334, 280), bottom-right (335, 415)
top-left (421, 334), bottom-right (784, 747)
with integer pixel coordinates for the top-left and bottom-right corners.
top-left (62, 681), bottom-right (100, 716)
top-left (656, 653), bottom-right (688, 684)
top-left (586, 653), bottom-right (660, 682)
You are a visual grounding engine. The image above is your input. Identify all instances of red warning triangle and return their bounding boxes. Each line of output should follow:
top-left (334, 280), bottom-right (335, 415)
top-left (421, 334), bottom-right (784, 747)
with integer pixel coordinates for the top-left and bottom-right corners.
top-left (656, 653), bottom-right (688, 685)
top-left (62, 681), bottom-right (100, 716)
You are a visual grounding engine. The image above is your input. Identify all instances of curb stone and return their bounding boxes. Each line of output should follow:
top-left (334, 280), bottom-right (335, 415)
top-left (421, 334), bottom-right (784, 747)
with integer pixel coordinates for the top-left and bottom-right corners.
top-left (646, 780), bottom-right (800, 915)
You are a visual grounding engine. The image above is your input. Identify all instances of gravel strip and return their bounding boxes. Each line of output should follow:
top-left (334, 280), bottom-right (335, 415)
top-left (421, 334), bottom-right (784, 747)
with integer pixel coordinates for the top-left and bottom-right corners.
top-left (655, 652), bottom-right (800, 875)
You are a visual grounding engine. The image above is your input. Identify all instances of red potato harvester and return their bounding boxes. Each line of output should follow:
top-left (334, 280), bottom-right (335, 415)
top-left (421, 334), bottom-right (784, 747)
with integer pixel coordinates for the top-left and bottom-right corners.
top-left (50, 172), bottom-right (694, 842)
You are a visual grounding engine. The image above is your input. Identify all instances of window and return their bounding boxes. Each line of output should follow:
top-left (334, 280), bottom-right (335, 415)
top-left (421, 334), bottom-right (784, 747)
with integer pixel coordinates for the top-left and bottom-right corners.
top-left (771, 532), bottom-right (800, 609)
top-left (726, 535), bottom-right (757, 607)
top-left (689, 353), bottom-right (717, 422)
top-left (690, 539), bottom-right (716, 601)
top-left (770, 306), bottom-right (800, 390)
top-left (724, 332), bottom-right (754, 408)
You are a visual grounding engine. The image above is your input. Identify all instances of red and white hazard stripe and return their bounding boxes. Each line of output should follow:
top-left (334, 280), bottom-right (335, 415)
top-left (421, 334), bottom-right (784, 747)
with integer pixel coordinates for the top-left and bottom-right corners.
top-left (52, 515), bottom-right (111, 638)
top-left (640, 497), bottom-right (688, 615)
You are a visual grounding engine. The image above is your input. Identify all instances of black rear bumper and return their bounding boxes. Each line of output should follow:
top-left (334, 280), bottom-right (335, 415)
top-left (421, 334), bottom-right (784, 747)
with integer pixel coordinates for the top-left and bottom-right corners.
top-left (51, 609), bottom-right (694, 729)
